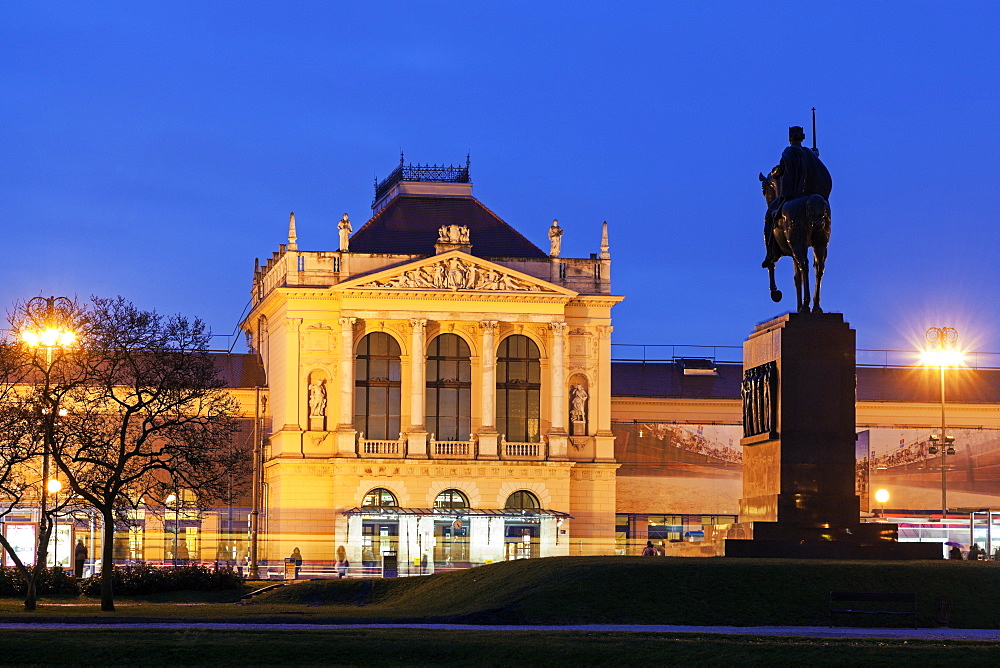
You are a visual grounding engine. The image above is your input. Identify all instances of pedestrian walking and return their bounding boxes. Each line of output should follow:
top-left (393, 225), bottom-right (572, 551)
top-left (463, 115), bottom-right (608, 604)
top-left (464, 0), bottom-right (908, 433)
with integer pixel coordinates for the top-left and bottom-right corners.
top-left (74, 539), bottom-right (87, 578)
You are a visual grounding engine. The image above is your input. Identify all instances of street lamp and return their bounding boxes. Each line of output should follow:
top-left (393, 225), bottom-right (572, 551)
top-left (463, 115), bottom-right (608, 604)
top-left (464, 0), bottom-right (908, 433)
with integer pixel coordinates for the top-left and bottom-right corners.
top-left (922, 326), bottom-right (963, 522)
top-left (19, 296), bottom-right (77, 567)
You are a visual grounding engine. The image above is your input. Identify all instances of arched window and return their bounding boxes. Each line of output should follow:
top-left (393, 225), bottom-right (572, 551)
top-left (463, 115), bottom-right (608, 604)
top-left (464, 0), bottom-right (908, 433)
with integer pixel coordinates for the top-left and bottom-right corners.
top-left (355, 332), bottom-right (401, 440)
top-left (362, 488), bottom-right (398, 507)
top-left (426, 334), bottom-right (472, 441)
top-left (505, 490), bottom-right (540, 510)
top-left (434, 489), bottom-right (469, 509)
top-left (496, 335), bottom-right (541, 442)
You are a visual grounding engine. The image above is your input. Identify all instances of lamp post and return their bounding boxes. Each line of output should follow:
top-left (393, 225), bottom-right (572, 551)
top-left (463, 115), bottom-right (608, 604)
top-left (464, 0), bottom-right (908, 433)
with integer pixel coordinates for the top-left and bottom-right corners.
top-left (19, 296), bottom-right (77, 567)
top-left (166, 493), bottom-right (179, 567)
top-left (46, 479), bottom-right (62, 566)
top-left (922, 327), bottom-right (962, 522)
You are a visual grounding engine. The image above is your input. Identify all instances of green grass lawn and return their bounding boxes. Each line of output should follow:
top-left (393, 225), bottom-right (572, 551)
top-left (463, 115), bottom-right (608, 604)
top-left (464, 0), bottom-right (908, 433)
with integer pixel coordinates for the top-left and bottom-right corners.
top-left (0, 629), bottom-right (996, 666)
top-left (2, 557), bottom-right (999, 629)
top-left (2, 558), bottom-right (999, 665)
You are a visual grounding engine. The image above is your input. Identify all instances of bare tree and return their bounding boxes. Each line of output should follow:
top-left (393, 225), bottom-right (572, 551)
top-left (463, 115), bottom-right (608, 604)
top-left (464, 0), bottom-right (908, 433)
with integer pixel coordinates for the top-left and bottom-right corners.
top-left (50, 297), bottom-right (248, 612)
top-left (0, 311), bottom-right (83, 611)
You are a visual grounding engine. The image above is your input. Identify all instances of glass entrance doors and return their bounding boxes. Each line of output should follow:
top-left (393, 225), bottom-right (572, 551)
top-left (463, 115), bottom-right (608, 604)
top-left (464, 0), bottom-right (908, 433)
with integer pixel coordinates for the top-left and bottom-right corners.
top-left (504, 523), bottom-right (539, 560)
top-left (433, 519), bottom-right (469, 568)
top-left (362, 522), bottom-right (398, 572)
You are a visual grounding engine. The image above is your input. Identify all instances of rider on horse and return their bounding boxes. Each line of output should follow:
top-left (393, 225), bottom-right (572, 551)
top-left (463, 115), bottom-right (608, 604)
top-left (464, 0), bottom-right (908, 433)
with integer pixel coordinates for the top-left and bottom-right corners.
top-left (762, 126), bottom-right (832, 268)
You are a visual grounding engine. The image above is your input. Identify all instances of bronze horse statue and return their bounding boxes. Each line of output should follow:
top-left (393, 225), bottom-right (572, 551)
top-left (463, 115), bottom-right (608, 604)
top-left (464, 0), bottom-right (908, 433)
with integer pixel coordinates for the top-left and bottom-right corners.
top-left (759, 171), bottom-right (831, 313)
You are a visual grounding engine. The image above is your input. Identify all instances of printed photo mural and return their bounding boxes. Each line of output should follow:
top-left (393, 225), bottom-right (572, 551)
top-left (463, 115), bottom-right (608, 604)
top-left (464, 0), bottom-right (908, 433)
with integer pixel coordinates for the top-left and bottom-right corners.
top-left (612, 422), bottom-right (744, 515)
top-left (613, 422), bottom-right (1000, 516)
top-left (861, 428), bottom-right (1000, 513)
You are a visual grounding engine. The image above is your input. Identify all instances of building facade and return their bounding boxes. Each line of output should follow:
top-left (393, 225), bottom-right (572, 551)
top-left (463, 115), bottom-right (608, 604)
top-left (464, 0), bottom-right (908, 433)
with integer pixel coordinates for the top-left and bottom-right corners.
top-left (243, 161), bottom-right (623, 572)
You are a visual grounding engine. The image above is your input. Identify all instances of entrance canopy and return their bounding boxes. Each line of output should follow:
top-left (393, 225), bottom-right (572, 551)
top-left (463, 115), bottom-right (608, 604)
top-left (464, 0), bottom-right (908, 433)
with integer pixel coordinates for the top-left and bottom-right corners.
top-left (342, 507), bottom-right (572, 520)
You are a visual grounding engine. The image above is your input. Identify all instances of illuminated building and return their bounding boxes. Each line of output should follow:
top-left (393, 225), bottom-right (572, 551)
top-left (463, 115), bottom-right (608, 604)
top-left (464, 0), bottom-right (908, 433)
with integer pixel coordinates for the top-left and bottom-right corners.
top-left (242, 160), bottom-right (622, 570)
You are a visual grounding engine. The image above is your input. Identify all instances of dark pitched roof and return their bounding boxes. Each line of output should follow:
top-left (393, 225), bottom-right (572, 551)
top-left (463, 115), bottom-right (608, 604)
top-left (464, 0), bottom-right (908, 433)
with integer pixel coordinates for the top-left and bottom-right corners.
top-left (612, 361), bottom-right (1000, 404)
top-left (349, 196), bottom-right (547, 258)
top-left (612, 362), bottom-right (744, 400)
top-left (209, 352), bottom-right (266, 388)
top-left (856, 366), bottom-right (1000, 403)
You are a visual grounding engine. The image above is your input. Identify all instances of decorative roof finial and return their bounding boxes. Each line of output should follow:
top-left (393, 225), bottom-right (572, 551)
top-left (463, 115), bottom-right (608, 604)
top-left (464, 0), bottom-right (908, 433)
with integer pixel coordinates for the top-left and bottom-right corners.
top-left (287, 212), bottom-right (298, 251)
top-left (599, 221), bottom-right (610, 259)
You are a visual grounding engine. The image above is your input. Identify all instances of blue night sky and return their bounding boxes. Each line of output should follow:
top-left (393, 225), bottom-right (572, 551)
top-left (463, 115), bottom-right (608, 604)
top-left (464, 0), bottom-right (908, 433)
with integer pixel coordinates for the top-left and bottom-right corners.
top-left (2, 2), bottom-right (998, 359)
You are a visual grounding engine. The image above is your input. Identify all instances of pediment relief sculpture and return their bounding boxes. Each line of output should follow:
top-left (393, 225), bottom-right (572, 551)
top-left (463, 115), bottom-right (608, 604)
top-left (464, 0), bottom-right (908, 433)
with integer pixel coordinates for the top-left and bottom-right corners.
top-left (359, 256), bottom-right (546, 292)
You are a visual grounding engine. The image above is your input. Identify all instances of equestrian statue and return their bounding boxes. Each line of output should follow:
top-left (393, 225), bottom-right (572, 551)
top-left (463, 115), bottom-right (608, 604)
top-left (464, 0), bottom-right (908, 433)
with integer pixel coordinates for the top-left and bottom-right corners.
top-left (760, 122), bottom-right (832, 313)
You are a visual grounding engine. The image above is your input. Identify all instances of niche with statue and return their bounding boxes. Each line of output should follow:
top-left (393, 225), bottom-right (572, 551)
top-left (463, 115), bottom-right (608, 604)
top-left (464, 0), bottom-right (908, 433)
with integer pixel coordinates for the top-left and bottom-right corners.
top-left (307, 371), bottom-right (328, 431)
top-left (568, 375), bottom-right (589, 436)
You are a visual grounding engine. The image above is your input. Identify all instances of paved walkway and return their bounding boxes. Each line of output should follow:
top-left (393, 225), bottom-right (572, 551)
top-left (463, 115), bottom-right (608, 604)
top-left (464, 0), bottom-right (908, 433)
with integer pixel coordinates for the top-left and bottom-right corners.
top-left (0, 623), bottom-right (997, 641)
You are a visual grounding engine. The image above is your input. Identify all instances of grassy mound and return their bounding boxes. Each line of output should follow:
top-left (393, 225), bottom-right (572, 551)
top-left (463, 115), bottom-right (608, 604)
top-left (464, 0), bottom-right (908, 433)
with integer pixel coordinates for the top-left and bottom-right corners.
top-left (254, 556), bottom-right (1000, 628)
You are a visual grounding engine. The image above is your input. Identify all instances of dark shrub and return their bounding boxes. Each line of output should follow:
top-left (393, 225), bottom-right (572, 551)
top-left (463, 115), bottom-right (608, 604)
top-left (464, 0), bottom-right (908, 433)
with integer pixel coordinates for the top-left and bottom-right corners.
top-left (80, 563), bottom-right (244, 596)
top-left (0, 566), bottom-right (81, 596)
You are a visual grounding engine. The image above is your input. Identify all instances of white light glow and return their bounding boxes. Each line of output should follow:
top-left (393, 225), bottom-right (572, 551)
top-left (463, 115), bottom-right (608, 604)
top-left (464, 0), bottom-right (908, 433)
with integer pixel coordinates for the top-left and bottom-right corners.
top-left (921, 348), bottom-right (965, 367)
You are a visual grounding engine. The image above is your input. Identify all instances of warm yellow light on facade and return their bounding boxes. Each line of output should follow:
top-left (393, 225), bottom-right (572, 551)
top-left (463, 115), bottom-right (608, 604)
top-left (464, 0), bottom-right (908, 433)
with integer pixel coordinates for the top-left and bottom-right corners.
top-left (874, 488), bottom-right (890, 504)
top-left (46, 479), bottom-right (62, 494)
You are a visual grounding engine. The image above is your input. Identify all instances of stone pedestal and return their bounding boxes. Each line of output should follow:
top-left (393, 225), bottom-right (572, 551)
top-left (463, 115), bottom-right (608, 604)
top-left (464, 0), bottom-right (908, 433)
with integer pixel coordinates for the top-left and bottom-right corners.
top-left (740, 312), bottom-right (859, 526)
top-left (725, 313), bottom-right (940, 560)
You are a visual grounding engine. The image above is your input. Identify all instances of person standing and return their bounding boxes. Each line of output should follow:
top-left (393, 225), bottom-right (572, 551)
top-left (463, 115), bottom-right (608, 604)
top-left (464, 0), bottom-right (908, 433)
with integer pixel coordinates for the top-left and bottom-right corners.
top-left (236, 540), bottom-right (248, 576)
top-left (641, 540), bottom-right (658, 556)
top-left (74, 539), bottom-right (88, 578)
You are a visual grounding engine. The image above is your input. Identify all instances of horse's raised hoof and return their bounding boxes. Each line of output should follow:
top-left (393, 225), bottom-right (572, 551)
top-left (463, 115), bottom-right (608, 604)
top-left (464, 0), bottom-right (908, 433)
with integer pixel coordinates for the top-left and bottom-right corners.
top-left (813, 306), bottom-right (823, 314)
top-left (770, 289), bottom-right (782, 302)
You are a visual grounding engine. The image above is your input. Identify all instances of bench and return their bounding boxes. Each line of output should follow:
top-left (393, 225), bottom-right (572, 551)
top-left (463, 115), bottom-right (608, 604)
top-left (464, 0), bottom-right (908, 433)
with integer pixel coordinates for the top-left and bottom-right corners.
top-left (829, 592), bottom-right (917, 628)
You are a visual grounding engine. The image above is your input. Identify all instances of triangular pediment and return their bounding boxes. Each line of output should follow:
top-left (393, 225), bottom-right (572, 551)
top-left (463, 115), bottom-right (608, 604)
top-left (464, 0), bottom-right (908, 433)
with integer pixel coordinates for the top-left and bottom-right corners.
top-left (336, 251), bottom-right (576, 297)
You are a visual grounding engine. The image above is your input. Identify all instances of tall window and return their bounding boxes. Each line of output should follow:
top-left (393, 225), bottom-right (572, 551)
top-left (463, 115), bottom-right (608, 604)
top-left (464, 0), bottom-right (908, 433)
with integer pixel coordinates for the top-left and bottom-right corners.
top-left (496, 335), bottom-right (540, 442)
top-left (362, 488), bottom-right (398, 507)
top-left (426, 334), bottom-right (472, 441)
top-left (355, 332), bottom-right (401, 440)
top-left (505, 490), bottom-right (540, 510)
top-left (434, 489), bottom-right (469, 509)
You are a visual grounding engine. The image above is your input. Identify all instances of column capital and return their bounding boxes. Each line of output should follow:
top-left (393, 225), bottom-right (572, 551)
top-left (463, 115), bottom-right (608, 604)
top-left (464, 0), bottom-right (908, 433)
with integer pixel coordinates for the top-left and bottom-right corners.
top-left (410, 318), bottom-right (427, 333)
top-left (596, 325), bottom-right (614, 339)
top-left (480, 320), bottom-right (499, 332)
top-left (548, 322), bottom-right (567, 333)
top-left (339, 316), bottom-right (357, 329)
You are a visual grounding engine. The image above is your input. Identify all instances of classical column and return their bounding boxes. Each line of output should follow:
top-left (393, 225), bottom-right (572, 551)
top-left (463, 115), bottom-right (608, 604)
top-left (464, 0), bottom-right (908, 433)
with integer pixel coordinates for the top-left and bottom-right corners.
top-left (338, 317), bottom-right (356, 428)
top-left (336, 316), bottom-right (358, 456)
top-left (478, 320), bottom-right (499, 459)
top-left (408, 319), bottom-right (429, 458)
top-left (548, 322), bottom-right (569, 460)
top-left (409, 319), bottom-right (427, 430)
top-left (594, 325), bottom-right (616, 462)
top-left (549, 322), bottom-right (567, 432)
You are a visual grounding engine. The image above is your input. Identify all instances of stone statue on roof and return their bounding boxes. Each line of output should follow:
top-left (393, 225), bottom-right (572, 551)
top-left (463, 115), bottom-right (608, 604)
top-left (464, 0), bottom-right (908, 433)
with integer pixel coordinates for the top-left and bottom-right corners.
top-left (338, 214), bottom-right (352, 252)
top-left (548, 219), bottom-right (563, 258)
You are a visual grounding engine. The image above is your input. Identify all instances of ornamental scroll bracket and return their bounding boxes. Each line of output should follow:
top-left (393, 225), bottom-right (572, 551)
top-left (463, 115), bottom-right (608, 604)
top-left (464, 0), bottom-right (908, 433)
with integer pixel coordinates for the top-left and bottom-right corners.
top-left (742, 361), bottom-right (777, 439)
